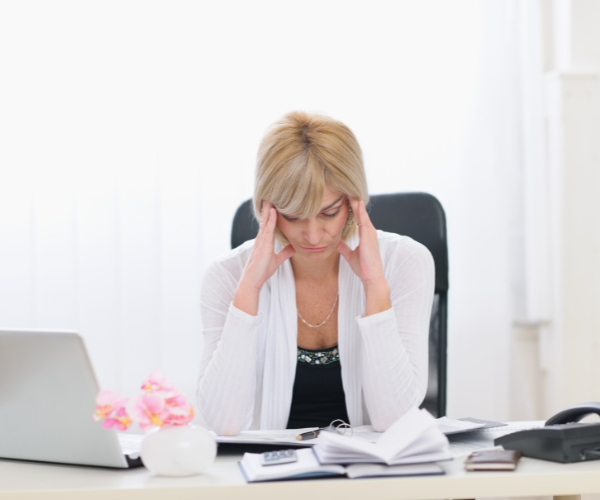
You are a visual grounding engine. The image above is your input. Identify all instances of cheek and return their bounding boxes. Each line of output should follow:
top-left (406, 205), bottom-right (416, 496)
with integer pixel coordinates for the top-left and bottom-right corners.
top-left (332, 217), bottom-right (347, 237)
top-left (276, 215), bottom-right (295, 241)
top-left (329, 209), bottom-right (349, 236)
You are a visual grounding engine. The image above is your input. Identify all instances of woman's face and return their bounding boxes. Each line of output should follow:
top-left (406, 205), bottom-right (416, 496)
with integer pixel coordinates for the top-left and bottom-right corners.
top-left (276, 185), bottom-right (350, 262)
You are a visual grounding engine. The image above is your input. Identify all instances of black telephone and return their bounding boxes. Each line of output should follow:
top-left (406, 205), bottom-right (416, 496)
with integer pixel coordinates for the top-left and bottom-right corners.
top-left (495, 402), bottom-right (600, 463)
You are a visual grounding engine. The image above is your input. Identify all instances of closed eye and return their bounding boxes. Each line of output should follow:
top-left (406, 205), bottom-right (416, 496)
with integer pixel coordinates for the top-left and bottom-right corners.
top-left (282, 206), bottom-right (342, 222)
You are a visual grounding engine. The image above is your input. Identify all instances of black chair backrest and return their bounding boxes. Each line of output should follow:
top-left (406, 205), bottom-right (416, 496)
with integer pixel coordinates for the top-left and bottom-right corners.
top-left (231, 192), bottom-right (448, 417)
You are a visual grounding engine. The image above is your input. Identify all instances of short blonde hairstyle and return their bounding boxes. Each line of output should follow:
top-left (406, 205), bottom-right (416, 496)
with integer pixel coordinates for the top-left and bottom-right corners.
top-left (254, 111), bottom-right (369, 244)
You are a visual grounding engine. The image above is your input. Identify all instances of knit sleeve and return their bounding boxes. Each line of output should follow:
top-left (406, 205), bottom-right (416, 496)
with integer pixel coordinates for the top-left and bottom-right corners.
top-left (356, 235), bottom-right (435, 431)
top-left (196, 248), bottom-right (263, 435)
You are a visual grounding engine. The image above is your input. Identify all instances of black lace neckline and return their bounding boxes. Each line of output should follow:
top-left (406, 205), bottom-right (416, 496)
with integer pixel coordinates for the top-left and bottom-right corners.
top-left (297, 345), bottom-right (339, 365)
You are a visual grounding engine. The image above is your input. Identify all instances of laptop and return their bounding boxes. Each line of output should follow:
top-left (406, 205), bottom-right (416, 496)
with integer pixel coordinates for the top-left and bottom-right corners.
top-left (0, 329), bottom-right (143, 468)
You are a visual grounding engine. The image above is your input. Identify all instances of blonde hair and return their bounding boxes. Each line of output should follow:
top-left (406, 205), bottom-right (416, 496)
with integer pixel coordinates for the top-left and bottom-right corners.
top-left (254, 111), bottom-right (369, 244)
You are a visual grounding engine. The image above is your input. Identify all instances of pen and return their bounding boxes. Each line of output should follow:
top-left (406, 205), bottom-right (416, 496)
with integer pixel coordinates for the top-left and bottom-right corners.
top-left (296, 429), bottom-right (321, 441)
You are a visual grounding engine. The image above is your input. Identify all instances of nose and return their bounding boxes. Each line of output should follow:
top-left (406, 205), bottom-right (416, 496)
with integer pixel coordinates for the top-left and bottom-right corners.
top-left (304, 217), bottom-right (323, 246)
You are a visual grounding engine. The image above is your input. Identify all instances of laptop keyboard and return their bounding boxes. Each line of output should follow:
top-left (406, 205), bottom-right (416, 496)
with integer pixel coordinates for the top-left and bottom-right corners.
top-left (117, 433), bottom-right (143, 456)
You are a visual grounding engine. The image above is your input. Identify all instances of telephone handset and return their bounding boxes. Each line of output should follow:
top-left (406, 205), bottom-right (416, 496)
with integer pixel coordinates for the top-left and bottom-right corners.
top-left (495, 402), bottom-right (600, 463)
top-left (544, 402), bottom-right (600, 426)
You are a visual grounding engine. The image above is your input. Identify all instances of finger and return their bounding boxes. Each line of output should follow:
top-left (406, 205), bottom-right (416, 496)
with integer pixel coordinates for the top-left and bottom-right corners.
top-left (259, 200), bottom-right (272, 228)
top-left (259, 209), bottom-right (267, 231)
top-left (347, 196), bottom-right (360, 213)
top-left (256, 204), bottom-right (273, 248)
top-left (259, 208), bottom-right (276, 251)
top-left (265, 207), bottom-right (277, 234)
top-left (255, 205), bottom-right (267, 246)
top-left (257, 208), bottom-right (276, 251)
top-left (337, 239), bottom-right (354, 262)
top-left (276, 244), bottom-right (296, 265)
top-left (355, 200), bottom-right (373, 228)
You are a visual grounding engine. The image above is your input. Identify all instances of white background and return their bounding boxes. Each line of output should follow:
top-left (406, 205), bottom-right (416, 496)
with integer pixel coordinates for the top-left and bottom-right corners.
top-left (1, 0), bottom-right (531, 421)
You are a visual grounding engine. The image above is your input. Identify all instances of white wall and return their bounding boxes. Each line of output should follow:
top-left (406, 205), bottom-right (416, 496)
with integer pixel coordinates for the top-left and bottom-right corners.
top-left (542, 0), bottom-right (600, 415)
top-left (506, 0), bottom-right (600, 420)
top-left (0, 0), bottom-right (531, 422)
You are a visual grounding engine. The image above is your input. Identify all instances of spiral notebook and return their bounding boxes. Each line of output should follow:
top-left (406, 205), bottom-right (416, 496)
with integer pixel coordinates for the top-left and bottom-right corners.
top-left (313, 407), bottom-right (452, 466)
top-left (239, 448), bottom-right (444, 482)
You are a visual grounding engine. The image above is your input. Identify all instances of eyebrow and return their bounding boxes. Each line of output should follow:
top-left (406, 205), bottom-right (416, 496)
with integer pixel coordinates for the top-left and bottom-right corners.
top-left (320, 196), bottom-right (345, 212)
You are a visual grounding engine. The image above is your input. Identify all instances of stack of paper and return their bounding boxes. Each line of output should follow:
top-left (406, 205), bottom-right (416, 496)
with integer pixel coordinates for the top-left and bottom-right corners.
top-left (436, 416), bottom-right (507, 435)
top-left (313, 407), bottom-right (451, 465)
top-left (436, 417), bottom-right (487, 435)
top-left (214, 428), bottom-right (318, 447)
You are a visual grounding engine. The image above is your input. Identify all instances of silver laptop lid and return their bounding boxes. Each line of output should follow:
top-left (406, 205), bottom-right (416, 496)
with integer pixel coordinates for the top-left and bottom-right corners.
top-left (0, 330), bottom-right (128, 468)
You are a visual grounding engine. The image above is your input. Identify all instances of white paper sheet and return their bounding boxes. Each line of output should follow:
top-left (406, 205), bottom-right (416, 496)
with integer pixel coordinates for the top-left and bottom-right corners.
top-left (436, 417), bottom-right (486, 435)
top-left (213, 427), bottom-right (319, 446)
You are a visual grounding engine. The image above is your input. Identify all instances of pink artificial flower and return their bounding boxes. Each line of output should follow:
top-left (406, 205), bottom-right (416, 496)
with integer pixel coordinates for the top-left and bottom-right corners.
top-left (93, 373), bottom-right (195, 432)
top-left (131, 393), bottom-right (170, 432)
top-left (93, 390), bottom-right (131, 431)
top-left (140, 370), bottom-right (174, 394)
top-left (102, 407), bottom-right (132, 431)
top-left (163, 391), bottom-right (195, 426)
top-left (93, 390), bottom-right (127, 421)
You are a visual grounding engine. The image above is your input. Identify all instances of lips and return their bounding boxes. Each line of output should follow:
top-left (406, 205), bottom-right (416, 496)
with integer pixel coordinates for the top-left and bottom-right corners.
top-left (300, 246), bottom-right (327, 252)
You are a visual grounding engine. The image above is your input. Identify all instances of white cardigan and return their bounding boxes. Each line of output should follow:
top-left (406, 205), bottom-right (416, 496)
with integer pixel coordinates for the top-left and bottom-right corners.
top-left (197, 231), bottom-right (434, 434)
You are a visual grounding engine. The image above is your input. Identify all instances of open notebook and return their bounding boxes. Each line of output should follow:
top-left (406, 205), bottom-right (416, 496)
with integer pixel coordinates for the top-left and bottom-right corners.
top-left (313, 407), bottom-right (451, 465)
top-left (240, 448), bottom-right (444, 482)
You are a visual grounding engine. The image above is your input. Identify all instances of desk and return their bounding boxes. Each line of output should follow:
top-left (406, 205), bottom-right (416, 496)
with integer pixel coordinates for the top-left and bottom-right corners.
top-left (2, 450), bottom-right (600, 500)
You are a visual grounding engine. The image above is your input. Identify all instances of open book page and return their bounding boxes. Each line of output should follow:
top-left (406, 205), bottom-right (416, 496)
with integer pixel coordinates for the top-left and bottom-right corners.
top-left (314, 430), bottom-right (383, 463)
top-left (388, 449), bottom-right (453, 465)
top-left (400, 426), bottom-right (449, 456)
top-left (345, 462), bottom-right (444, 479)
top-left (350, 425), bottom-right (381, 443)
top-left (313, 436), bottom-right (450, 466)
top-left (376, 407), bottom-right (439, 462)
top-left (380, 428), bottom-right (451, 465)
top-left (239, 448), bottom-right (345, 482)
top-left (314, 407), bottom-right (450, 465)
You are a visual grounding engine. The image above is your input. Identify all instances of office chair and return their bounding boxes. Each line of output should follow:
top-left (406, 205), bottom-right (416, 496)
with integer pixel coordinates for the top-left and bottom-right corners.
top-left (231, 192), bottom-right (449, 417)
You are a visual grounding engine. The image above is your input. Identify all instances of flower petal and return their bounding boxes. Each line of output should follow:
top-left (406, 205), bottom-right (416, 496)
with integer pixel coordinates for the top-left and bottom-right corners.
top-left (143, 394), bottom-right (165, 413)
top-left (102, 419), bottom-right (116, 429)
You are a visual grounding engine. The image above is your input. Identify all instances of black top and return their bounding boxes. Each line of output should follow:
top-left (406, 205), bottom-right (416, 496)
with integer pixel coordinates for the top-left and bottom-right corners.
top-left (286, 345), bottom-right (350, 429)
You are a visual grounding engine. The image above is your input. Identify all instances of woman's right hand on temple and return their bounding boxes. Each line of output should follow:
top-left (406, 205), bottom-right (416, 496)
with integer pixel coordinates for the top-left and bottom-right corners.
top-left (232, 201), bottom-right (295, 316)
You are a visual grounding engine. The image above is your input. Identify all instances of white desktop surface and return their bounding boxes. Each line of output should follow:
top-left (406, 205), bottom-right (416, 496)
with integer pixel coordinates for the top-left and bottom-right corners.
top-left (2, 451), bottom-right (600, 500)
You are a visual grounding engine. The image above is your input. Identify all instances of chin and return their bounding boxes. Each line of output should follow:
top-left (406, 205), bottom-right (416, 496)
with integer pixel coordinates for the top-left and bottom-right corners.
top-left (297, 246), bottom-right (337, 261)
top-left (301, 252), bottom-right (328, 261)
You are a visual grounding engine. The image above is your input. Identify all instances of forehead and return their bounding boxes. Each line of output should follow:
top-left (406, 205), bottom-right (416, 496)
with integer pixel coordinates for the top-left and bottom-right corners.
top-left (321, 184), bottom-right (344, 208)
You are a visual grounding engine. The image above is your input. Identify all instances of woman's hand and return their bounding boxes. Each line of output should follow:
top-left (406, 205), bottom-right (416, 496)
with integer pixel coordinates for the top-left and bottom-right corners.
top-left (337, 198), bottom-right (392, 316)
top-left (233, 201), bottom-right (296, 316)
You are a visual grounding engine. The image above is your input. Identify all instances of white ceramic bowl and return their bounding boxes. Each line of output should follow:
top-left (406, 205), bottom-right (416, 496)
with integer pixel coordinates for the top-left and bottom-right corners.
top-left (141, 424), bottom-right (217, 477)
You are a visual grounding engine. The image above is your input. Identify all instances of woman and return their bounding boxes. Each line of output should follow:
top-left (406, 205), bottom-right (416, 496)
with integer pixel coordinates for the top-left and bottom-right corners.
top-left (197, 111), bottom-right (434, 435)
